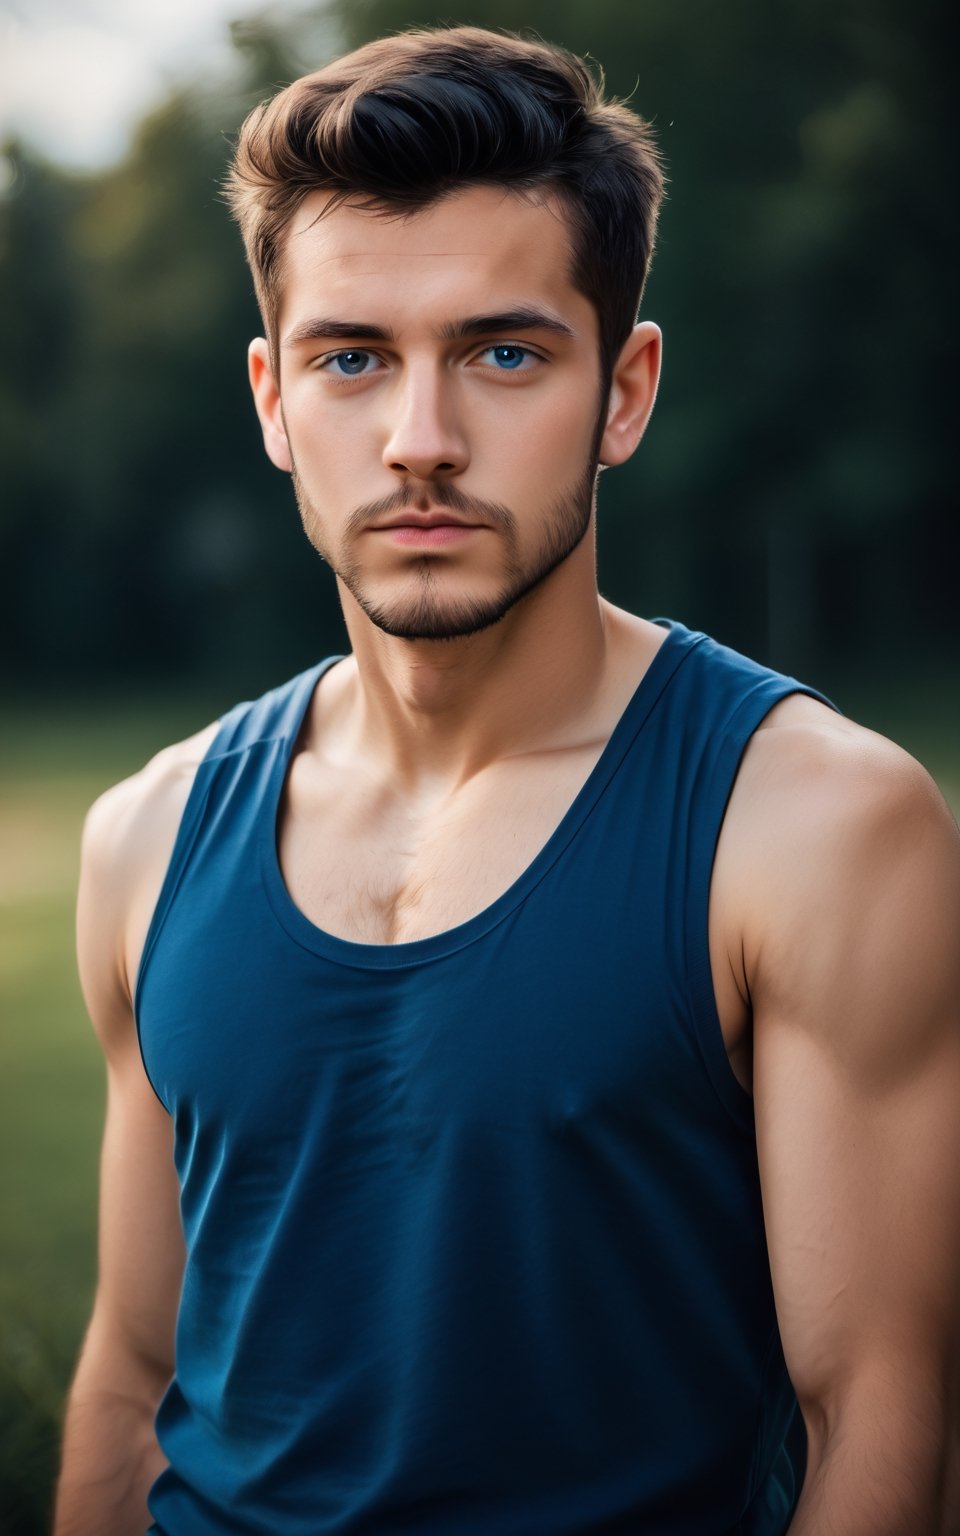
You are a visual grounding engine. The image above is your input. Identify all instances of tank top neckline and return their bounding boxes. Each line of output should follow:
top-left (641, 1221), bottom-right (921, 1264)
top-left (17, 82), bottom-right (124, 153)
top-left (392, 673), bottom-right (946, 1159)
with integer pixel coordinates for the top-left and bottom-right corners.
top-left (259, 620), bottom-right (704, 970)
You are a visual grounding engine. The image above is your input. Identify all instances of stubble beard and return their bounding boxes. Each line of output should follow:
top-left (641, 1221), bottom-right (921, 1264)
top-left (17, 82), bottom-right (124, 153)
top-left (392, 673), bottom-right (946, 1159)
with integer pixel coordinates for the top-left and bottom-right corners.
top-left (290, 465), bottom-right (597, 642)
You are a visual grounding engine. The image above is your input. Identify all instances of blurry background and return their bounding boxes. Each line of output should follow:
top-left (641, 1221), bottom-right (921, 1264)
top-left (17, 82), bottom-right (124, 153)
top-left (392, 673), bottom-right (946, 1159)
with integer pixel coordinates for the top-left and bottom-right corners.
top-left (1, 0), bottom-right (956, 1527)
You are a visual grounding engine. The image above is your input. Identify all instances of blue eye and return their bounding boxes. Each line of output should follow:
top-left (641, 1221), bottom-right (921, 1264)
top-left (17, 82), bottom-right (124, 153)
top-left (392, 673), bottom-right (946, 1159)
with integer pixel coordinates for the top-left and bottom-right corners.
top-left (324, 350), bottom-right (375, 376)
top-left (485, 345), bottom-right (531, 371)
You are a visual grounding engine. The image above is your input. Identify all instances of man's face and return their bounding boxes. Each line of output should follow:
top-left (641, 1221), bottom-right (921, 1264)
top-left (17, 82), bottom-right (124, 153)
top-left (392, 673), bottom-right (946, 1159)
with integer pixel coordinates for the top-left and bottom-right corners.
top-left (251, 185), bottom-right (609, 641)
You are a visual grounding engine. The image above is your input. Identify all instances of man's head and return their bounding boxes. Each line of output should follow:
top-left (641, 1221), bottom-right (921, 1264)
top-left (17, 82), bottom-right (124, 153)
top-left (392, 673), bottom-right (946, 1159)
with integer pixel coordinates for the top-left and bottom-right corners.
top-left (227, 28), bottom-right (665, 645)
top-left (226, 25), bottom-right (664, 388)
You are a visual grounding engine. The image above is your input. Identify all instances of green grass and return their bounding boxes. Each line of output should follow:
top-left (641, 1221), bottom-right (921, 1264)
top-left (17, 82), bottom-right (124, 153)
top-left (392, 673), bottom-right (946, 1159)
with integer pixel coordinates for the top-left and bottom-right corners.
top-left (0, 685), bottom-right (956, 1532)
top-left (0, 696), bottom-right (218, 1534)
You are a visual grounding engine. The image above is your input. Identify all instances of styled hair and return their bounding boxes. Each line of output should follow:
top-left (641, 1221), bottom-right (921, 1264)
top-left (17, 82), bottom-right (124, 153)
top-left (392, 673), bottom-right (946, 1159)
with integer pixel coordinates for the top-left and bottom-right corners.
top-left (225, 25), bottom-right (665, 382)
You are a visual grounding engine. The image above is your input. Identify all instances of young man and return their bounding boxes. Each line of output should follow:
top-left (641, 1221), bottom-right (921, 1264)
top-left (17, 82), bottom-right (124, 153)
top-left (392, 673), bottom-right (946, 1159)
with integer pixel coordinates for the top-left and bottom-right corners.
top-left (55, 26), bottom-right (960, 1536)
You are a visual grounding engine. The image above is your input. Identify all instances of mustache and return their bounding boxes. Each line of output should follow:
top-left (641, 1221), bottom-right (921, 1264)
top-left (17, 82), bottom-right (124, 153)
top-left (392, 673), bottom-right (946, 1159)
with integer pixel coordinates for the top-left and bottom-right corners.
top-left (343, 484), bottom-right (516, 537)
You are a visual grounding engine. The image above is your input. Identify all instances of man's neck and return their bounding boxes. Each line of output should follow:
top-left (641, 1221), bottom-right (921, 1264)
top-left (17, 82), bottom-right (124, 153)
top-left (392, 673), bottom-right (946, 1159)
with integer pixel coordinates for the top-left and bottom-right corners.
top-left (309, 563), bottom-right (651, 797)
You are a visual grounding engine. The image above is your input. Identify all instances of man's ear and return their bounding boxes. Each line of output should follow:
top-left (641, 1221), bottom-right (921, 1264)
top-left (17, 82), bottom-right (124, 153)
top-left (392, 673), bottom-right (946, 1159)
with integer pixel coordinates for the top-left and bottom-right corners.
top-left (597, 322), bottom-right (662, 468)
top-left (248, 338), bottom-right (292, 473)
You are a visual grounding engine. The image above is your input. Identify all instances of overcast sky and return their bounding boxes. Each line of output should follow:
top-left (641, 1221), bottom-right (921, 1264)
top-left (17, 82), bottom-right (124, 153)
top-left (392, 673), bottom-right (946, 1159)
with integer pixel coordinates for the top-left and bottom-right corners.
top-left (0, 0), bottom-right (287, 169)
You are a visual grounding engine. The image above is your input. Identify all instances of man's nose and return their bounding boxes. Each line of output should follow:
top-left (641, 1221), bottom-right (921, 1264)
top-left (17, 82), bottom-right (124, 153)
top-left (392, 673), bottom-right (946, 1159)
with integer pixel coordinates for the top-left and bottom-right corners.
top-left (381, 364), bottom-right (469, 481)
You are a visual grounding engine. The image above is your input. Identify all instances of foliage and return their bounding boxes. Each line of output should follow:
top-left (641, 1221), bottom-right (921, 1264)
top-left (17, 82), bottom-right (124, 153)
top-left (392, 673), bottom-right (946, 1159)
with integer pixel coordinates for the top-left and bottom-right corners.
top-left (1, 1), bottom-right (954, 695)
top-left (0, 35), bottom-right (346, 697)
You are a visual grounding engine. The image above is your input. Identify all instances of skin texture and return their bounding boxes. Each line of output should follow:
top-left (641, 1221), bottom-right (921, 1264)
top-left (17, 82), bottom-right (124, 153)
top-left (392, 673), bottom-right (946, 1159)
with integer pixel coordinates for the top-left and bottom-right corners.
top-left (55, 185), bottom-right (960, 1534)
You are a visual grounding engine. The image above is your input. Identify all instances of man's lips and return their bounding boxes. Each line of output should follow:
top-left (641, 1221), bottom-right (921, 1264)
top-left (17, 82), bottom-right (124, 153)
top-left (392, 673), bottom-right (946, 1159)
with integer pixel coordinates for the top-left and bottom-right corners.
top-left (371, 510), bottom-right (484, 530)
top-left (379, 524), bottom-right (480, 546)
top-left (370, 510), bottom-right (485, 546)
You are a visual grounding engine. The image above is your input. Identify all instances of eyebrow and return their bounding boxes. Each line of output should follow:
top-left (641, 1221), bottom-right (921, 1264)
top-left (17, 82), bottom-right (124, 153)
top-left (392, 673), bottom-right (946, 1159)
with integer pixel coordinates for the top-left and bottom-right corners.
top-left (282, 307), bottom-right (576, 349)
top-left (441, 308), bottom-right (576, 342)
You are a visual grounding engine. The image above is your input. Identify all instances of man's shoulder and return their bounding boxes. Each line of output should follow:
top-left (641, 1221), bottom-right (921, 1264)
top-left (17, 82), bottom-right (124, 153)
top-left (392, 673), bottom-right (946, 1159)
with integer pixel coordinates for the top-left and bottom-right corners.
top-left (83, 722), bottom-right (222, 878)
top-left (77, 653), bottom-right (338, 1008)
top-left (724, 694), bottom-right (959, 1035)
top-left (79, 723), bottom-right (221, 1020)
top-left (742, 691), bottom-right (949, 838)
top-left (82, 652), bottom-right (341, 873)
top-left (724, 694), bottom-right (959, 909)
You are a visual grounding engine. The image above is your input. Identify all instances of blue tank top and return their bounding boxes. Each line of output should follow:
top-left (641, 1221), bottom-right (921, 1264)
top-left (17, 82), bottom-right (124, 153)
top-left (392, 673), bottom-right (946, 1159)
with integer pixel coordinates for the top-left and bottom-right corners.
top-left (137, 620), bottom-right (831, 1535)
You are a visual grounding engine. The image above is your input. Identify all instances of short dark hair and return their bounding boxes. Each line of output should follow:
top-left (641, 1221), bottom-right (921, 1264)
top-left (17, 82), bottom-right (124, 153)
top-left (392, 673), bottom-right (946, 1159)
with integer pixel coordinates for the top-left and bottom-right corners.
top-left (226, 25), bottom-right (665, 383)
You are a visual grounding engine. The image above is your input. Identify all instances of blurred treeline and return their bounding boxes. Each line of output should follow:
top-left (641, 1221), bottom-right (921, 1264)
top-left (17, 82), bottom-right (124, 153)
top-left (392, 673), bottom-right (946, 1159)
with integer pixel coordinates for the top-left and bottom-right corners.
top-left (1, 0), bottom-right (955, 702)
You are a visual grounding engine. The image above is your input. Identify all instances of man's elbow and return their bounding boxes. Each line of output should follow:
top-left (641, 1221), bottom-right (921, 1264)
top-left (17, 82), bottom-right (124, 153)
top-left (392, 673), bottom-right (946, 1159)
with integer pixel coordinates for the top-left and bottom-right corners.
top-left (795, 1375), bottom-right (958, 1535)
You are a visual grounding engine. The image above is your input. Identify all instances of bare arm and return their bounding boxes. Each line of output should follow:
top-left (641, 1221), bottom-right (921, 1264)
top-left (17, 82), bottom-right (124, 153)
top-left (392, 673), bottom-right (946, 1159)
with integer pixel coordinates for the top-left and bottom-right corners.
top-left (733, 709), bottom-right (960, 1533)
top-left (54, 727), bottom-right (216, 1536)
top-left (53, 1055), bottom-right (183, 1535)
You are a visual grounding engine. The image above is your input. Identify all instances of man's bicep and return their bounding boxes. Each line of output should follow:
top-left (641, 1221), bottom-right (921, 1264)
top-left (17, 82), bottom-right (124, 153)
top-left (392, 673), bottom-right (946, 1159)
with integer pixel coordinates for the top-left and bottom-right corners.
top-left (755, 1016), bottom-right (960, 1407)
top-left (76, 780), bottom-right (185, 1391)
top-left (91, 1053), bottom-right (184, 1384)
top-left (751, 751), bottom-right (960, 1467)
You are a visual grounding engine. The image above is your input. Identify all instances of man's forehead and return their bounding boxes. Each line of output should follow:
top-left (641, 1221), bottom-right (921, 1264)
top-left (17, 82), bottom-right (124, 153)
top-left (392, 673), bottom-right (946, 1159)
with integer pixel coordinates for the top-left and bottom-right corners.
top-left (277, 185), bottom-right (588, 335)
top-left (288, 183), bottom-right (568, 241)
top-left (283, 186), bottom-right (574, 282)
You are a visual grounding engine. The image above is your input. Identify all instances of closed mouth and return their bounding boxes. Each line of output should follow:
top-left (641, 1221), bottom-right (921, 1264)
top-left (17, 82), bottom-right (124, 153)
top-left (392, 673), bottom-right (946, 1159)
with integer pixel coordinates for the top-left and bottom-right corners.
top-left (372, 511), bottom-right (483, 530)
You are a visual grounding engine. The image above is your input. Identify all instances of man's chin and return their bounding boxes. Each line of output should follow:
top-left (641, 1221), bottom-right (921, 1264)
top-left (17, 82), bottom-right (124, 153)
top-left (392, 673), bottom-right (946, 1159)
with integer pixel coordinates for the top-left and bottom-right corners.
top-left (355, 592), bottom-right (516, 643)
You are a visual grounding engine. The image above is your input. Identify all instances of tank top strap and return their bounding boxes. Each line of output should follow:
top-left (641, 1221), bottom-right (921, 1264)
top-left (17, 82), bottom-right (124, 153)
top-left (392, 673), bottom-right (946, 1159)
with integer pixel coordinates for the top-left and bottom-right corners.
top-left (133, 656), bottom-right (342, 1080)
top-left (666, 628), bottom-right (837, 1128)
top-left (207, 656), bottom-right (343, 757)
